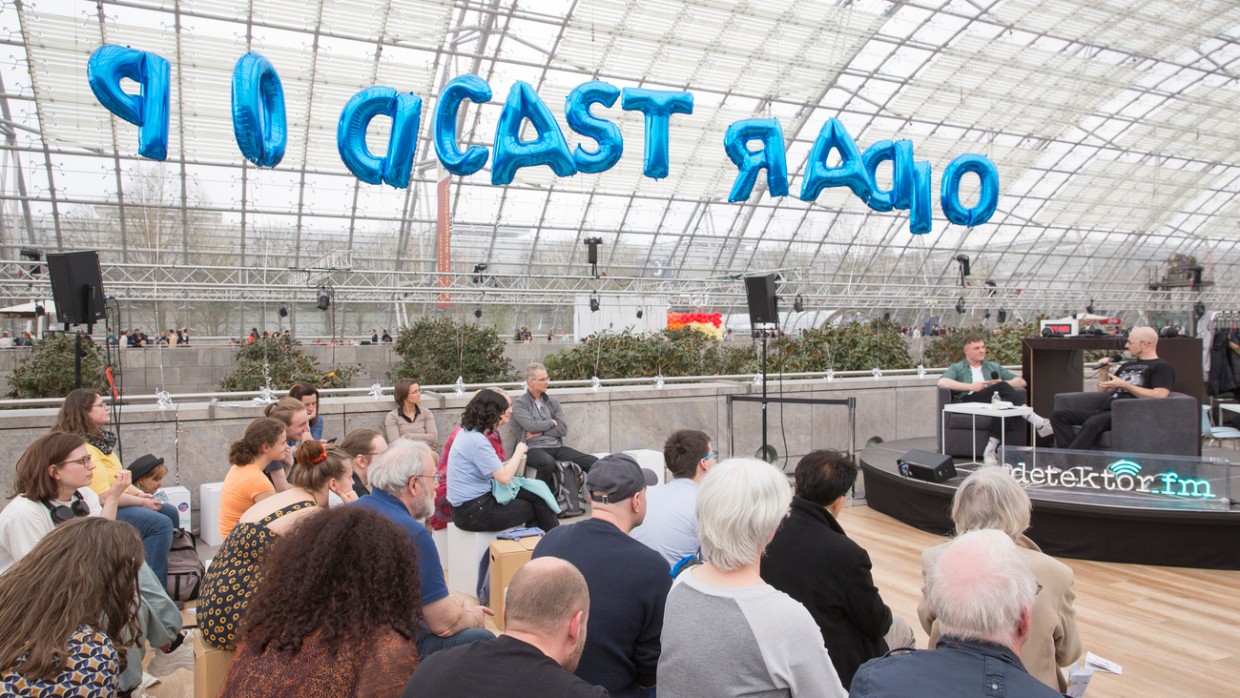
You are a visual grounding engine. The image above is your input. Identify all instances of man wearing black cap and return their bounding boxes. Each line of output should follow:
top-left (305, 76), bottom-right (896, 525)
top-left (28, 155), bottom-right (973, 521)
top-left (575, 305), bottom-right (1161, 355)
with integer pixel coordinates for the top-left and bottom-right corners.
top-left (531, 453), bottom-right (671, 698)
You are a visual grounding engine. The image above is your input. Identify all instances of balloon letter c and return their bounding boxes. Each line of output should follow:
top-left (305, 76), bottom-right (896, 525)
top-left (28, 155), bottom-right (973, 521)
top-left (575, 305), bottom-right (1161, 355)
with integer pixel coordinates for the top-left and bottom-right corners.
top-left (434, 75), bottom-right (492, 176)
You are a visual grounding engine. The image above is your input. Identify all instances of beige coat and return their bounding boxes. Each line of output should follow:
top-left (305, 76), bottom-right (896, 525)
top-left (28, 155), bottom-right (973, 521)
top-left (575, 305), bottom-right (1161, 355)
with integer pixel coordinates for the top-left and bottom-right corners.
top-left (918, 534), bottom-right (1081, 692)
top-left (384, 405), bottom-right (439, 452)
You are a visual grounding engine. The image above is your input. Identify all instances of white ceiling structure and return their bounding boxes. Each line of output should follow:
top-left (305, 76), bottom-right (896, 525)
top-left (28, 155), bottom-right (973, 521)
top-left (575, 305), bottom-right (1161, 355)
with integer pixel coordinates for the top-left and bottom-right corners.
top-left (2, 0), bottom-right (1240, 318)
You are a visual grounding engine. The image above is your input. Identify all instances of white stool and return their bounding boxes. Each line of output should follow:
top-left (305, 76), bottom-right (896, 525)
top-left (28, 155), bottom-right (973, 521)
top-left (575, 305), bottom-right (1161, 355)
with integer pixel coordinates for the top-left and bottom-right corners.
top-left (432, 527), bottom-right (449, 570)
top-left (621, 449), bottom-right (667, 486)
top-left (199, 482), bottom-right (224, 546)
top-left (445, 524), bottom-right (501, 596)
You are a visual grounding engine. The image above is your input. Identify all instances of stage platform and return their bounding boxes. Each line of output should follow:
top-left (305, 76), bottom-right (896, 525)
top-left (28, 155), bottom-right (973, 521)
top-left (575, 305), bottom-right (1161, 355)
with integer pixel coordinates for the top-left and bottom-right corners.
top-left (860, 437), bottom-right (1240, 570)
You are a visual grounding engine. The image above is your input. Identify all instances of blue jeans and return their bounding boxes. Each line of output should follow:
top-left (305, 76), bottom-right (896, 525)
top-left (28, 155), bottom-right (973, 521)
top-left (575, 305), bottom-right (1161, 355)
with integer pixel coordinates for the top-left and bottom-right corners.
top-left (116, 503), bottom-right (178, 582)
top-left (415, 623), bottom-right (493, 657)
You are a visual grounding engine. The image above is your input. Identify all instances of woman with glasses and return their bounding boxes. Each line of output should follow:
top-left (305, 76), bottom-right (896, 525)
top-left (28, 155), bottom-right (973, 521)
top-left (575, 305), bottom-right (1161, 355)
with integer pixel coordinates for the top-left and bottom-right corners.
top-left (918, 466), bottom-right (1081, 692)
top-left (447, 388), bottom-right (559, 532)
top-left (198, 440), bottom-right (353, 651)
top-left (385, 378), bottom-right (439, 452)
top-left (51, 388), bottom-right (180, 583)
top-left (0, 517), bottom-right (144, 697)
top-left (0, 432), bottom-right (129, 574)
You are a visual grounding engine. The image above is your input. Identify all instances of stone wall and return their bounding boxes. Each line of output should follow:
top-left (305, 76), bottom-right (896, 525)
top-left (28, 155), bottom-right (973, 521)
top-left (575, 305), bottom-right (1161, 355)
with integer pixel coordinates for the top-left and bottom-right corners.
top-left (0, 375), bottom-right (942, 519)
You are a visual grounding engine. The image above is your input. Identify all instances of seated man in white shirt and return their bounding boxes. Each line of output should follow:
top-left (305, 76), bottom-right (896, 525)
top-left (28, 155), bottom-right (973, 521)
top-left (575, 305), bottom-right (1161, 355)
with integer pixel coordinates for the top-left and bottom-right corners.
top-left (631, 429), bottom-right (715, 568)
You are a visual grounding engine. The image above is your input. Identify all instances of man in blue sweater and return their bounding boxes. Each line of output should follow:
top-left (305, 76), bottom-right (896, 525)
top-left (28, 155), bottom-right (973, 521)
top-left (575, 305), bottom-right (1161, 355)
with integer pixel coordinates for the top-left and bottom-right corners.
top-left (532, 453), bottom-right (670, 698)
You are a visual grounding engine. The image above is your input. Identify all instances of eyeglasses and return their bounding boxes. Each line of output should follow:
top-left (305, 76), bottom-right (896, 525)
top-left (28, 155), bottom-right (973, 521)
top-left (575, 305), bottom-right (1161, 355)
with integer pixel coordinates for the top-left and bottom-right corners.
top-left (416, 473), bottom-right (443, 486)
top-left (702, 451), bottom-right (718, 461)
top-left (58, 455), bottom-right (93, 468)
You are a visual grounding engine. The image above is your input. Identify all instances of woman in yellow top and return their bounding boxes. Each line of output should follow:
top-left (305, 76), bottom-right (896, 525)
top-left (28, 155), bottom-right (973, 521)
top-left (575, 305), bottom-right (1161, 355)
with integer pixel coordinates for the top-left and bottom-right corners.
top-left (217, 417), bottom-right (287, 540)
top-left (51, 389), bottom-right (179, 583)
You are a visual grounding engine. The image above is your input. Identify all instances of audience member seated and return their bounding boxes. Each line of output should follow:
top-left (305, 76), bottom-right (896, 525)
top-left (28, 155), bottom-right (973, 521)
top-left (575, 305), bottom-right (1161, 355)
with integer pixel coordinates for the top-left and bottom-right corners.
top-left (0, 518), bottom-right (143, 697)
top-left (198, 441), bottom-right (351, 650)
top-left (127, 453), bottom-right (167, 496)
top-left (512, 362), bottom-right (598, 487)
top-left (218, 507), bottom-right (422, 696)
top-left (532, 454), bottom-right (669, 697)
top-left (1051, 325), bottom-right (1177, 451)
top-left (337, 428), bottom-right (387, 499)
top-left (385, 377), bottom-right (439, 452)
top-left (918, 466), bottom-right (1080, 692)
top-left (762, 450), bottom-right (915, 689)
top-left (659, 458), bottom-right (848, 698)
top-left (631, 429), bottom-right (715, 567)
top-left (937, 335), bottom-right (1051, 464)
top-left (51, 389), bottom-right (179, 582)
top-left (852, 530), bottom-right (1061, 698)
top-left (432, 388), bottom-right (509, 531)
top-left (0, 433), bottom-right (183, 695)
top-left (262, 398), bottom-right (312, 491)
top-left (402, 557), bottom-right (607, 697)
top-left (288, 382), bottom-right (324, 441)
top-left (217, 418), bottom-right (285, 540)
top-left (448, 388), bottom-right (559, 532)
top-left (352, 439), bottom-right (494, 657)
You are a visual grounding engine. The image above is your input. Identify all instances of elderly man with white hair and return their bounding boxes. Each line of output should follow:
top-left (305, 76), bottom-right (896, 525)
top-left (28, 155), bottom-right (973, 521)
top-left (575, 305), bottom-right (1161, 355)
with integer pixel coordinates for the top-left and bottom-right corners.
top-left (658, 458), bottom-right (848, 698)
top-left (351, 438), bottom-right (493, 657)
top-left (849, 529), bottom-right (1062, 698)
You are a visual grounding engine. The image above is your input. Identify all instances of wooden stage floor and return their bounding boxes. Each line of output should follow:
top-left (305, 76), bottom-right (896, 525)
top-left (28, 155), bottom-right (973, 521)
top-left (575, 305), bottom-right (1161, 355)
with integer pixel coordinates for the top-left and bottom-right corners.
top-left (150, 504), bottom-right (1238, 698)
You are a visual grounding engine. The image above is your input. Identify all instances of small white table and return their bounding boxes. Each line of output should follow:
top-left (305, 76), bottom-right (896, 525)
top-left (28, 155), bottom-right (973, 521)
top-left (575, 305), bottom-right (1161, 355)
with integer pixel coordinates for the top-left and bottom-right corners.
top-left (941, 402), bottom-right (1032, 464)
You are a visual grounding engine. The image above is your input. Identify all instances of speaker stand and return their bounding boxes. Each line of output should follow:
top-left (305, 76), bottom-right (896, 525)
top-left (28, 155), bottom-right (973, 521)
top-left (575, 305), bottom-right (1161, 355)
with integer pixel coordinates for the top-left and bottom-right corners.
top-left (754, 327), bottom-right (777, 463)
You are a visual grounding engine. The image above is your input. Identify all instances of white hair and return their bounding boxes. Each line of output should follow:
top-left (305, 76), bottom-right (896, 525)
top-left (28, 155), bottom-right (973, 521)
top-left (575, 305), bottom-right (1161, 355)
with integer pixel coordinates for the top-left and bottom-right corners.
top-left (928, 529), bottom-right (1037, 646)
top-left (952, 466), bottom-right (1031, 539)
top-left (524, 362), bottom-right (547, 382)
top-left (367, 439), bottom-right (433, 496)
top-left (696, 458), bottom-right (791, 572)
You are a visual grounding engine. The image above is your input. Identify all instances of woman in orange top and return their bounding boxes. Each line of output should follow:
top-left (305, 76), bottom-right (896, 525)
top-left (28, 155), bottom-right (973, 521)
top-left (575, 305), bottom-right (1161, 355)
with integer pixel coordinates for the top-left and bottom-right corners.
top-left (217, 418), bottom-right (286, 540)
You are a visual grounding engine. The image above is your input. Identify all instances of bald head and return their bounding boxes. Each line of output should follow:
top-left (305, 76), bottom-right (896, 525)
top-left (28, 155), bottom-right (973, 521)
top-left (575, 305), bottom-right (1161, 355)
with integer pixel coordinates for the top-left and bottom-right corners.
top-left (1126, 326), bottom-right (1159, 360)
top-left (504, 557), bottom-right (590, 632)
top-left (928, 529), bottom-right (1037, 649)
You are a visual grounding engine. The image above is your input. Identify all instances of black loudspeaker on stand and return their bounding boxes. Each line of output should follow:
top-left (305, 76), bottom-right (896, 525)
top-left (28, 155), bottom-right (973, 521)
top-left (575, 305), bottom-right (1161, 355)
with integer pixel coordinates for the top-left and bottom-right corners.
top-left (745, 275), bottom-right (779, 463)
top-left (897, 449), bottom-right (957, 483)
top-left (46, 251), bottom-right (107, 389)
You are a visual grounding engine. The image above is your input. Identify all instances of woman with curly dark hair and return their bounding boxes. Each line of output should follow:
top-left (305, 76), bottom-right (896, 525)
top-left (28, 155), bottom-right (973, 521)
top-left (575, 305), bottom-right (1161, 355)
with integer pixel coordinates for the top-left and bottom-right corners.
top-left (218, 506), bottom-right (423, 696)
top-left (447, 388), bottom-right (558, 532)
top-left (198, 440), bottom-right (353, 651)
top-left (0, 517), bottom-right (143, 696)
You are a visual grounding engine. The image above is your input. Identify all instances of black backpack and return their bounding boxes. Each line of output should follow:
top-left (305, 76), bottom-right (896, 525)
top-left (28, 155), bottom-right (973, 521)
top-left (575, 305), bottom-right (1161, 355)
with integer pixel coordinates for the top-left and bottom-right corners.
top-left (551, 461), bottom-right (588, 519)
top-left (165, 528), bottom-right (205, 602)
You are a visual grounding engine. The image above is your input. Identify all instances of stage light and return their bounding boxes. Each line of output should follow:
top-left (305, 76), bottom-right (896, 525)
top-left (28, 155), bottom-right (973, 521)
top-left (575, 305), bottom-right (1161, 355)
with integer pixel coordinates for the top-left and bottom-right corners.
top-left (473, 305), bottom-right (482, 319)
top-left (589, 293), bottom-right (600, 312)
top-left (983, 310), bottom-right (991, 320)
top-left (584, 237), bottom-right (603, 278)
top-left (954, 254), bottom-right (971, 286)
top-left (636, 308), bottom-right (643, 319)
top-left (955, 297), bottom-right (966, 314)
top-left (793, 294), bottom-right (804, 313)
top-left (1086, 300), bottom-right (1096, 315)
top-left (471, 263), bottom-right (488, 284)
top-left (1194, 301), bottom-right (1206, 319)
top-left (34, 303), bottom-right (45, 317)
top-left (278, 304), bottom-right (288, 318)
top-left (19, 247), bottom-right (42, 276)
top-left (316, 293), bottom-right (330, 311)
top-left (997, 309), bottom-right (1007, 324)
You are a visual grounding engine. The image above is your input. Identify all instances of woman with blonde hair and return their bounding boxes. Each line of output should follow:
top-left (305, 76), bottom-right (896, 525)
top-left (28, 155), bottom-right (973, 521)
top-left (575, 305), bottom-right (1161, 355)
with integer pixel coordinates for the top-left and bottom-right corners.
top-left (198, 440), bottom-right (353, 651)
top-left (51, 388), bottom-right (178, 583)
top-left (918, 466), bottom-right (1081, 692)
top-left (217, 417), bottom-right (287, 540)
top-left (0, 517), bottom-right (143, 695)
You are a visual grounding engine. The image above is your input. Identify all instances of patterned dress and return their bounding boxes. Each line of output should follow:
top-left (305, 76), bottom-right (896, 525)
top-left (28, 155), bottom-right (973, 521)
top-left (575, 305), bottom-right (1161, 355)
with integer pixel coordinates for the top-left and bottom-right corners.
top-left (0, 626), bottom-right (118, 697)
top-left (198, 500), bottom-right (316, 650)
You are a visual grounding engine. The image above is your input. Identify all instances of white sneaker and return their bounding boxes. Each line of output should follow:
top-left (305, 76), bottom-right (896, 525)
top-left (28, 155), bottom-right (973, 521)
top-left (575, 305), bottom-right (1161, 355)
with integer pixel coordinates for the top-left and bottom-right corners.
top-left (1037, 420), bottom-right (1054, 439)
top-left (983, 448), bottom-right (999, 466)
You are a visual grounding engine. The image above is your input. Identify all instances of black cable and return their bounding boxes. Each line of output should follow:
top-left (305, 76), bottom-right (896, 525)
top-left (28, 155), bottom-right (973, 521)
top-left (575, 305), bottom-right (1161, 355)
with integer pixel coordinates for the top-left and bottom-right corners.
top-left (778, 311), bottom-right (790, 471)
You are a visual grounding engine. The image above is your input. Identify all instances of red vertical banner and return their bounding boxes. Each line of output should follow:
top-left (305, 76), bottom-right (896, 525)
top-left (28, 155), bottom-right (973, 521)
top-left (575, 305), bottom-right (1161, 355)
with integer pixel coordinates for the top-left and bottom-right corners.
top-left (436, 168), bottom-right (452, 308)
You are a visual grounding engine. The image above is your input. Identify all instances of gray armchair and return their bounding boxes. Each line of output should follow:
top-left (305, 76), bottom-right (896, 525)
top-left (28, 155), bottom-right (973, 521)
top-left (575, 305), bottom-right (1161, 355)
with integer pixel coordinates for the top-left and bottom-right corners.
top-left (1052, 391), bottom-right (1198, 456)
top-left (936, 387), bottom-right (1028, 457)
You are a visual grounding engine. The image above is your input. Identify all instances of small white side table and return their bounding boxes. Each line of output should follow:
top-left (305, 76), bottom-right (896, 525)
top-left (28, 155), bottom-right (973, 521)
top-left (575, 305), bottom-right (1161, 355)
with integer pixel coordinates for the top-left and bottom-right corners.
top-left (941, 402), bottom-right (1032, 464)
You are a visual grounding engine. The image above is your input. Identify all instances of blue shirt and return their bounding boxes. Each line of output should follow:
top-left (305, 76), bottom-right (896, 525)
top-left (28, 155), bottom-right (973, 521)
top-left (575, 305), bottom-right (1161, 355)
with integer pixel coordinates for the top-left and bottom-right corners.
top-left (631, 478), bottom-right (699, 567)
top-left (446, 428), bottom-right (502, 506)
top-left (351, 489), bottom-right (448, 605)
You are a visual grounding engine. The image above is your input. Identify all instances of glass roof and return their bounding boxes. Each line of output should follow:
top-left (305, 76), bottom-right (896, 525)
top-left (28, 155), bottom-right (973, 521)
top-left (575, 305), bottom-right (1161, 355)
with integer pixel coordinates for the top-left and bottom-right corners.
top-left (3, 0), bottom-right (1240, 321)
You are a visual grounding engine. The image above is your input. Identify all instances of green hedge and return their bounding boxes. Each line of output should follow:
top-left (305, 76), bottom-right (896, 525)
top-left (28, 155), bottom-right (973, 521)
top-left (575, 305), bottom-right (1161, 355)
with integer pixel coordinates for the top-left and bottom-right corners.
top-left (7, 334), bottom-right (107, 399)
top-left (219, 336), bottom-right (360, 392)
top-left (921, 322), bottom-right (1042, 368)
top-left (388, 317), bottom-right (516, 385)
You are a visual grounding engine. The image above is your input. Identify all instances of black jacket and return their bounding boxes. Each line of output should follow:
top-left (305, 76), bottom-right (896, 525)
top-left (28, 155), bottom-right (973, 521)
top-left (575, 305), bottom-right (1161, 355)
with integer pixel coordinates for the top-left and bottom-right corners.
top-left (760, 496), bottom-right (893, 689)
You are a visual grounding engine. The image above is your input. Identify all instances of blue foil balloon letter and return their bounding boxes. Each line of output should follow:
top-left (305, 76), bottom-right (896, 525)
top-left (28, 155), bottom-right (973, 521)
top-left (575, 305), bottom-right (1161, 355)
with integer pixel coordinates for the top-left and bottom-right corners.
top-left (620, 88), bottom-right (694, 180)
top-left (940, 154), bottom-right (999, 227)
top-left (909, 161), bottom-right (933, 234)
top-left (723, 119), bottom-right (788, 202)
top-left (799, 118), bottom-right (872, 203)
top-left (231, 51), bottom-right (287, 168)
top-left (565, 81), bottom-right (623, 174)
top-left (492, 81), bottom-right (577, 186)
top-left (336, 87), bottom-right (423, 188)
top-left (86, 45), bottom-right (170, 161)
top-left (861, 139), bottom-right (915, 212)
top-left (434, 75), bottom-right (492, 176)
